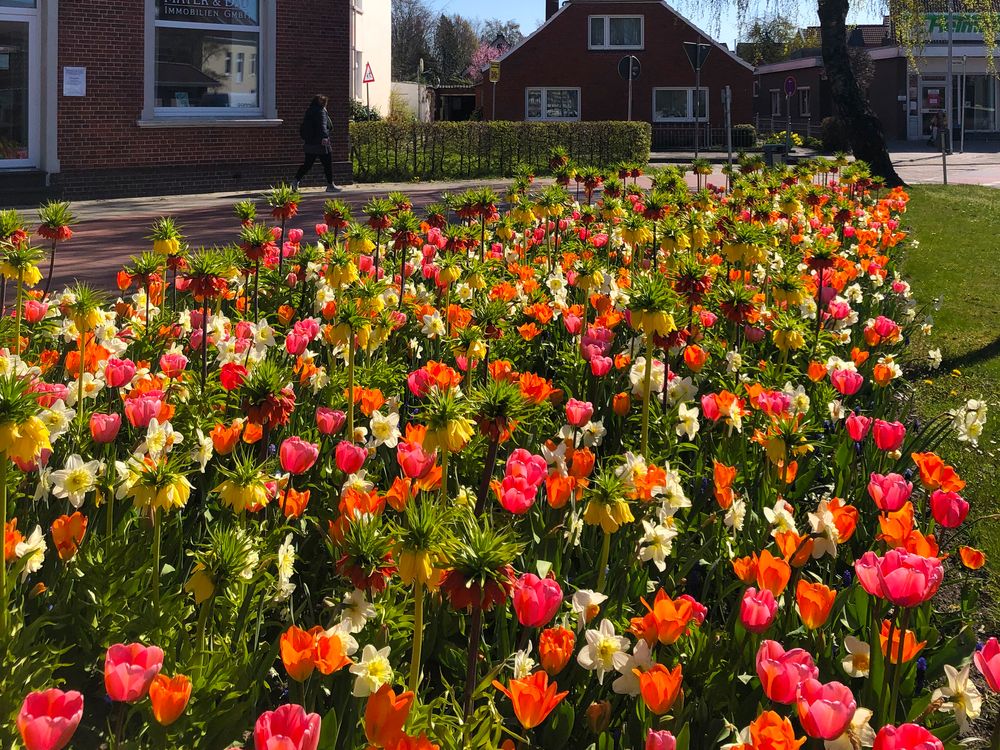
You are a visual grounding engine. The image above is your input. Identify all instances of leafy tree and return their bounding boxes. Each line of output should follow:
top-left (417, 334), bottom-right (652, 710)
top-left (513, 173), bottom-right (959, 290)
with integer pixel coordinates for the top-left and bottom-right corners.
top-left (433, 14), bottom-right (481, 83)
top-left (478, 18), bottom-right (525, 48)
top-left (391, 0), bottom-right (436, 80)
top-left (738, 16), bottom-right (801, 65)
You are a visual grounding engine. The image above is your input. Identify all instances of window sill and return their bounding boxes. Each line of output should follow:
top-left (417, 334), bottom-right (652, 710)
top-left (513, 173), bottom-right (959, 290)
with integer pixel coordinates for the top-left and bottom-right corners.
top-left (136, 118), bottom-right (283, 129)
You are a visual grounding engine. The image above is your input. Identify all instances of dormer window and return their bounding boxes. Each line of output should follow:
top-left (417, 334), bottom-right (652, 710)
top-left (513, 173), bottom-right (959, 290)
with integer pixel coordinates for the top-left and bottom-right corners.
top-left (588, 16), bottom-right (643, 49)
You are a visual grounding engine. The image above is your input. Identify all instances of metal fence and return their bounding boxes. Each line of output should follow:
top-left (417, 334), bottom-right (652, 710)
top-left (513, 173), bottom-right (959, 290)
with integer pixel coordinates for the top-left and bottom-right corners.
top-left (650, 124), bottom-right (757, 151)
top-left (754, 116), bottom-right (820, 140)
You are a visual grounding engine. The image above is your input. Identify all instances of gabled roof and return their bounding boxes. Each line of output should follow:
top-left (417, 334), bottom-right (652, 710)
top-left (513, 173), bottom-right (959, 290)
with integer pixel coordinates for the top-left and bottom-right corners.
top-left (490, 0), bottom-right (754, 72)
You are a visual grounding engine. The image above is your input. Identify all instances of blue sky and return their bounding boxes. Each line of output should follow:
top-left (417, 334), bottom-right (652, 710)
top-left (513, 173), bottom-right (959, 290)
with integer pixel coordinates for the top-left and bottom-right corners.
top-left (426, 0), bottom-right (884, 50)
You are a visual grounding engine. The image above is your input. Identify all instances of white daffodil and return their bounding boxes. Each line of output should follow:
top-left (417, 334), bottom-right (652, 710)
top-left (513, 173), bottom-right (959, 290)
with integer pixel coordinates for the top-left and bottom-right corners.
top-left (824, 707), bottom-right (875, 750)
top-left (676, 401), bottom-right (700, 440)
top-left (841, 635), bottom-right (870, 678)
top-left (324, 621), bottom-right (360, 658)
top-left (33, 467), bottom-right (52, 503)
top-left (139, 418), bottom-right (183, 459)
top-left (808, 498), bottom-right (839, 559)
top-left (369, 410), bottom-right (401, 449)
top-left (932, 663), bottom-right (982, 733)
top-left (763, 499), bottom-right (798, 537)
top-left (629, 357), bottom-right (665, 396)
top-left (612, 639), bottom-right (654, 696)
top-left (421, 311), bottom-right (446, 339)
top-left (340, 589), bottom-right (376, 633)
top-left (571, 590), bottom-right (608, 630)
top-left (191, 429), bottom-right (213, 473)
top-left (350, 644), bottom-right (393, 697)
top-left (725, 497), bottom-right (747, 531)
top-left (274, 533), bottom-right (296, 602)
top-left (50, 454), bottom-right (102, 509)
top-left (639, 519), bottom-right (676, 572)
top-left (581, 420), bottom-right (607, 447)
top-left (40, 400), bottom-right (75, 442)
top-left (15, 525), bottom-right (46, 581)
top-left (577, 619), bottom-right (630, 685)
top-left (513, 642), bottom-right (536, 679)
top-left (928, 348), bottom-right (942, 369)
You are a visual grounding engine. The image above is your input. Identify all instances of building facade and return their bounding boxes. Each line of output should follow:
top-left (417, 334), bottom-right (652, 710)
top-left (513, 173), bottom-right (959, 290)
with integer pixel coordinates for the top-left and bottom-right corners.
top-left (475, 0), bottom-right (754, 148)
top-left (0, 0), bottom-right (351, 202)
top-left (351, 0), bottom-right (391, 116)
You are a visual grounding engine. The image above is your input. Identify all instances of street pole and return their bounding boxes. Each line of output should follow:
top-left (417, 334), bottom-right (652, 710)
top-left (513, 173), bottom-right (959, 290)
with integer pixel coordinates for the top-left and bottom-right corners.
top-left (945, 0), bottom-right (954, 162)
top-left (628, 63), bottom-right (633, 122)
top-left (960, 55), bottom-right (967, 153)
top-left (366, 81), bottom-right (370, 110)
top-left (785, 92), bottom-right (792, 156)
top-left (694, 64), bottom-right (700, 159)
top-left (492, 81), bottom-right (497, 120)
top-left (724, 85), bottom-right (733, 170)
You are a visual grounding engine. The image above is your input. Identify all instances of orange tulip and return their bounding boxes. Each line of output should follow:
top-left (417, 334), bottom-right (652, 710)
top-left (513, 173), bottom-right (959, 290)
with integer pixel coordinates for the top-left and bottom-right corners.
top-left (774, 531), bottom-right (814, 567)
top-left (795, 580), bottom-right (835, 630)
top-left (636, 589), bottom-right (696, 646)
top-left (149, 673), bottom-right (192, 726)
top-left (732, 554), bottom-right (758, 584)
top-left (51, 512), bottom-right (87, 561)
top-left (545, 473), bottom-right (575, 509)
top-left (311, 627), bottom-right (352, 675)
top-left (280, 625), bottom-right (317, 682)
top-left (806, 361), bottom-right (828, 382)
top-left (960, 545), bottom-right (987, 570)
top-left (879, 619), bottom-right (926, 664)
top-left (911, 452), bottom-right (966, 493)
top-left (748, 710), bottom-right (806, 750)
top-left (242, 422), bottom-right (264, 444)
top-left (612, 391), bottom-right (631, 416)
top-left (280, 488), bottom-right (311, 518)
top-left (636, 663), bottom-right (683, 715)
top-left (713, 461), bottom-right (737, 509)
top-left (492, 671), bottom-right (568, 730)
top-left (4, 519), bottom-right (24, 562)
top-left (538, 626), bottom-right (575, 675)
top-left (364, 683), bottom-right (414, 748)
top-left (683, 345), bottom-right (708, 372)
top-left (210, 420), bottom-right (242, 455)
top-left (827, 497), bottom-right (858, 542)
top-left (755, 549), bottom-right (791, 597)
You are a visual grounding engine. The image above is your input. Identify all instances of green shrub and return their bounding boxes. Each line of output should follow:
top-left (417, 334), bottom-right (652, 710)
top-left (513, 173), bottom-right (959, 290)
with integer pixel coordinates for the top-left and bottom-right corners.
top-left (349, 120), bottom-right (652, 181)
top-left (350, 98), bottom-right (381, 122)
top-left (821, 116), bottom-right (851, 152)
top-left (732, 124), bottom-right (757, 148)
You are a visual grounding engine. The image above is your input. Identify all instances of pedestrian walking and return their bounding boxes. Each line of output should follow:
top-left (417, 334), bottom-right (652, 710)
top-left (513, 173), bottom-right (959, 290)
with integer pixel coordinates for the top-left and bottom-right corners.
top-left (292, 95), bottom-right (341, 192)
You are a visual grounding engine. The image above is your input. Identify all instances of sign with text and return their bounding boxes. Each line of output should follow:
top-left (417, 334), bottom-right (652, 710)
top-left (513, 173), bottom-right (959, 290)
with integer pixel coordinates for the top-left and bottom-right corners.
top-left (489, 62), bottom-right (501, 83)
top-left (924, 12), bottom-right (995, 41)
top-left (156, 0), bottom-right (260, 26)
top-left (63, 67), bottom-right (86, 97)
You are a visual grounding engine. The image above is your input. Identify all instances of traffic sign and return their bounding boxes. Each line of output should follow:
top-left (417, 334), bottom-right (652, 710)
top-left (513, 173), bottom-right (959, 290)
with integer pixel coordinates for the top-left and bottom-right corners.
top-left (363, 63), bottom-right (375, 84)
top-left (618, 55), bottom-right (641, 81)
top-left (489, 62), bottom-right (501, 83)
top-left (784, 75), bottom-right (797, 97)
top-left (683, 41), bottom-right (711, 71)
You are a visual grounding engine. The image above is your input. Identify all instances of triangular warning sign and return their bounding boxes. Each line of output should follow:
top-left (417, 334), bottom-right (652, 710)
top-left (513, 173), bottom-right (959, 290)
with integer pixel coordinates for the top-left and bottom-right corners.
top-left (362, 63), bottom-right (375, 84)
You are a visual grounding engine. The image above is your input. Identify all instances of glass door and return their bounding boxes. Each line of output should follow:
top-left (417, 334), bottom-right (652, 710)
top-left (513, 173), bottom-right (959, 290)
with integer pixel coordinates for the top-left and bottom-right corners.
top-left (0, 11), bottom-right (36, 168)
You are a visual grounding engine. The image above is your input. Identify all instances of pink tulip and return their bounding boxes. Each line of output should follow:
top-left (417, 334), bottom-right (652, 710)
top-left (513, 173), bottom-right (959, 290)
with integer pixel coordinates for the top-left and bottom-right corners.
top-left (397, 441), bottom-right (435, 480)
top-left (871, 315), bottom-right (901, 340)
top-left (23, 300), bottom-right (49, 324)
top-left (974, 637), bottom-right (1000, 692)
top-left (498, 476), bottom-right (538, 514)
top-left (755, 640), bottom-right (819, 704)
top-left (795, 679), bottom-right (856, 739)
top-left (407, 369), bottom-right (433, 398)
top-left (254, 704), bottom-right (321, 750)
top-left (315, 223), bottom-right (328, 236)
top-left (854, 548), bottom-right (944, 607)
top-left (315, 407), bottom-right (345, 436)
top-left (743, 325), bottom-right (766, 343)
top-left (512, 573), bottom-right (563, 628)
top-left (565, 399), bottom-right (594, 428)
top-left (701, 393), bottom-right (721, 421)
top-left (279, 437), bottom-right (319, 475)
top-left (678, 594), bottom-right (707, 625)
top-left (740, 587), bottom-right (778, 634)
top-left (872, 419), bottom-right (906, 451)
top-left (646, 730), bottom-right (677, 750)
top-left (89, 413), bottom-right (122, 444)
top-left (293, 317), bottom-right (321, 341)
top-left (334, 441), bottom-right (367, 475)
top-left (873, 724), bottom-right (943, 750)
top-left (158, 352), bottom-right (188, 379)
top-left (845, 412), bottom-right (872, 441)
top-left (104, 358), bottom-right (137, 389)
top-left (285, 333), bottom-right (309, 356)
top-left (563, 314), bottom-right (582, 335)
top-left (867, 472), bottom-right (913, 512)
top-left (17, 689), bottom-right (84, 750)
top-left (830, 369), bottom-right (864, 396)
top-left (590, 356), bottom-right (613, 376)
top-left (287, 228), bottom-right (304, 244)
top-left (699, 310), bottom-right (718, 328)
top-left (929, 490), bottom-right (969, 528)
top-left (124, 392), bottom-right (164, 429)
top-left (31, 382), bottom-right (69, 409)
top-left (104, 643), bottom-right (164, 702)
top-left (506, 449), bottom-right (547, 489)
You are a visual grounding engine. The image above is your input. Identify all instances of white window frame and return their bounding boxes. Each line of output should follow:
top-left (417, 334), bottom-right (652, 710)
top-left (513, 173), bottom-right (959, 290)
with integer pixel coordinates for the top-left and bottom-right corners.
top-left (651, 87), bottom-right (709, 123)
top-left (525, 87), bottom-right (581, 121)
top-left (770, 89), bottom-right (782, 117)
top-left (0, 3), bottom-right (41, 168)
top-left (797, 87), bottom-right (811, 117)
top-left (752, 80), bottom-right (760, 98)
top-left (140, 0), bottom-right (279, 125)
top-left (588, 15), bottom-right (644, 50)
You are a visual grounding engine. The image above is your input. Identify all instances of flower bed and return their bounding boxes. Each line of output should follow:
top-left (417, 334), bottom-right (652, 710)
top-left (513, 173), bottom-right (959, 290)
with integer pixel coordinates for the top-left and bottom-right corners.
top-left (0, 163), bottom-right (991, 750)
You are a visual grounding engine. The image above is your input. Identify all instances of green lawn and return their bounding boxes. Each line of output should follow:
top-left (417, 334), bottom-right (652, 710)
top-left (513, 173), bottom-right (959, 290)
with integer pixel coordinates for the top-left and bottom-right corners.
top-left (903, 184), bottom-right (1000, 625)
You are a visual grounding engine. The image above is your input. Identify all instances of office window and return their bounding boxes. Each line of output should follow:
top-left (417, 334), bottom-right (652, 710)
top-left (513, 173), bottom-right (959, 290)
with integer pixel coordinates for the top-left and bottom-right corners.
top-left (770, 90), bottom-right (782, 116)
top-left (153, 0), bottom-right (261, 112)
top-left (652, 88), bottom-right (709, 122)
top-left (798, 87), bottom-right (810, 116)
top-left (753, 80), bottom-right (760, 97)
top-left (588, 16), bottom-right (643, 49)
top-left (526, 88), bottom-right (580, 121)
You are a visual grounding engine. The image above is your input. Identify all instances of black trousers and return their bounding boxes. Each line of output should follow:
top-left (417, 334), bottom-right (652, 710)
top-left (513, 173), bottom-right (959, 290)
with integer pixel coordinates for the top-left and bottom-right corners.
top-left (295, 152), bottom-right (333, 184)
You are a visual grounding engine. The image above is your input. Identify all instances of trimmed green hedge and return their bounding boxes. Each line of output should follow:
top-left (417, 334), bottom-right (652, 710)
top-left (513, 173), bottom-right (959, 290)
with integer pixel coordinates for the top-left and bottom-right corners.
top-left (350, 121), bottom-right (652, 182)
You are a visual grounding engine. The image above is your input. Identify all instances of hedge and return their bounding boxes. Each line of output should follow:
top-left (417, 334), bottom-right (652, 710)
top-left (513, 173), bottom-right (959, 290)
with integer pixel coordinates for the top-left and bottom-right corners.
top-left (349, 120), bottom-right (652, 182)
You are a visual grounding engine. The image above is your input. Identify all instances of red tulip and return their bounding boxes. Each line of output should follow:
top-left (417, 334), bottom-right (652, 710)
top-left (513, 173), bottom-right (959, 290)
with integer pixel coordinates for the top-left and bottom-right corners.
top-left (929, 490), bottom-right (969, 528)
top-left (104, 643), bottom-right (164, 702)
top-left (279, 437), bottom-right (319, 475)
top-left (795, 679), bottom-right (856, 739)
top-left (872, 419), bottom-right (906, 451)
top-left (974, 637), bottom-right (1000, 692)
top-left (755, 640), bottom-right (818, 704)
top-left (220, 362), bottom-right (249, 391)
top-left (104, 357), bottom-right (137, 389)
top-left (512, 573), bottom-right (563, 628)
top-left (854, 548), bottom-right (944, 607)
top-left (315, 407), bottom-right (346, 436)
top-left (740, 587), bottom-right (778, 634)
top-left (867, 472), bottom-right (913, 512)
top-left (17, 689), bottom-right (83, 750)
top-left (397, 441), bottom-right (435, 479)
top-left (335, 440), bottom-right (367, 475)
top-left (254, 704), bottom-right (321, 750)
top-left (873, 724), bottom-right (943, 750)
top-left (845, 412), bottom-right (872, 441)
top-left (89, 413), bottom-right (122, 444)
top-left (158, 352), bottom-right (188, 379)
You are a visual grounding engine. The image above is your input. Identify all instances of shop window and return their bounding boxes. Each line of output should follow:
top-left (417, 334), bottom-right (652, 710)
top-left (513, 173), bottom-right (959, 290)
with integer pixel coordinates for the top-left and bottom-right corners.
top-left (797, 87), bottom-right (810, 117)
top-left (589, 16), bottom-right (643, 49)
top-left (653, 88), bottom-right (708, 122)
top-left (152, 0), bottom-right (263, 114)
top-left (526, 88), bottom-right (580, 121)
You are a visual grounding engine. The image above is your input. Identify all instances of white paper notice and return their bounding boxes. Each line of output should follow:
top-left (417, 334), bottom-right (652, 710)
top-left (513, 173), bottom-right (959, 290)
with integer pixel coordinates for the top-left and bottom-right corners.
top-left (63, 67), bottom-right (86, 97)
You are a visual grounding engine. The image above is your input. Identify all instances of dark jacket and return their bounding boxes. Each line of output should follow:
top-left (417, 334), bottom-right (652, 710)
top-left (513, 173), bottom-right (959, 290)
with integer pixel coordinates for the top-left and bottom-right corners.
top-left (300, 103), bottom-right (332, 155)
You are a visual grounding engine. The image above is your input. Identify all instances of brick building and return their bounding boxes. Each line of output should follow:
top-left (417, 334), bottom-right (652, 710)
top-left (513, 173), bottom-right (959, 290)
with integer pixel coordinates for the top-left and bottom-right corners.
top-left (0, 0), bottom-right (351, 202)
top-left (474, 0), bottom-right (754, 149)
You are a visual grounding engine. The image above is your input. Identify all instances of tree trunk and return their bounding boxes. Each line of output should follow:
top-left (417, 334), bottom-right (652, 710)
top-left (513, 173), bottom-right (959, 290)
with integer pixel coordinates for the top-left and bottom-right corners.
top-left (818, 0), bottom-right (904, 186)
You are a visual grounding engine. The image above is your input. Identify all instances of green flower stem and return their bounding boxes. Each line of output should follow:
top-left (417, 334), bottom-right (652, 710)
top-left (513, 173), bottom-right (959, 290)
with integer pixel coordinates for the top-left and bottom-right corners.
top-left (878, 612), bottom-right (897, 726)
top-left (347, 339), bottom-right (356, 439)
top-left (887, 607), bottom-right (911, 725)
top-left (408, 578), bottom-right (424, 693)
top-left (640, 333), bottom-right (654, 459)
top-left (13, 271), bottom-right (23, 355)
top-left (439, 447), bottom-right (450, 506)
top-left (596, 530), bottom-right (611, 593)
top-left (0, 452), bottom-right (8, 634)
top-left (76, 332), bottom-right (86, 431)
top-left (463, 603), bottom-right (484, 719)
top-left (151, 507), bottom-right (162, 614)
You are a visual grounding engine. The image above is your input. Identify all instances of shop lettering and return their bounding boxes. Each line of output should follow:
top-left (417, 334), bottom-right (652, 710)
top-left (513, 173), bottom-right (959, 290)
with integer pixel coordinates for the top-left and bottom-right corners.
top-left (923, 12), bottom-right (997, 38)
top-left (158, 0), bottom-right (258, 25)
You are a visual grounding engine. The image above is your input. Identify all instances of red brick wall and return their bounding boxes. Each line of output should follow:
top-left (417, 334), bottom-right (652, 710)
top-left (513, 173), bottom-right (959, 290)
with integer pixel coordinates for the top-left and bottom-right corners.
top-left (480, 1), bottom-right (753, 127)
top-left (54, 0), bottom-right (351, 198)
